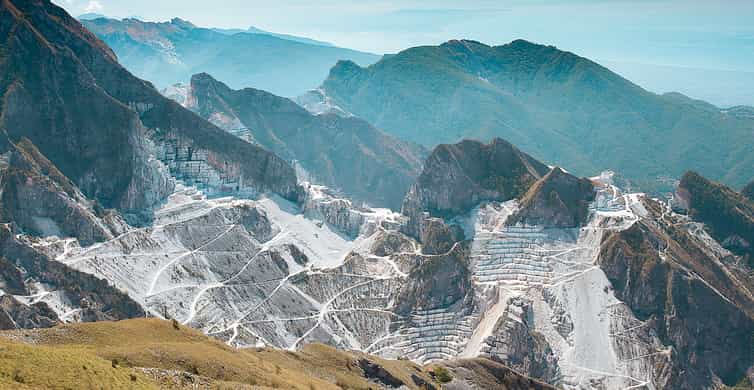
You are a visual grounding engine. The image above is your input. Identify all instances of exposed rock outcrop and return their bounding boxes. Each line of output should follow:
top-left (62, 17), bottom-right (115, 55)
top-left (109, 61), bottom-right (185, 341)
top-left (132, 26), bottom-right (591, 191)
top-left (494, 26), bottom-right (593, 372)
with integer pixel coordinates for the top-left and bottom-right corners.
top-left (508, 167), bottom-right (595, 227)
top-left (0, 295), bottom-right (58, 330)
top-left (677, 171), bottom-right (754, 266)
top-left (403, 138), bottom-right (548, 220)
top-left (0, 0), bottom-right (300, 225)
top-left (480, 297), bottom-right (559, 383)
top-left (393, 242), bottom-right (472, 317)
top-left (0, 0), bottom-right (174, 219)
top-left (598, 198), bottom-right (754, 388)
top-left (442, 358), bottom-right (557, 390)
top-left (0, 136), bottom-right (127, 245)
top-left (401, 138), bottom-right (547, 242)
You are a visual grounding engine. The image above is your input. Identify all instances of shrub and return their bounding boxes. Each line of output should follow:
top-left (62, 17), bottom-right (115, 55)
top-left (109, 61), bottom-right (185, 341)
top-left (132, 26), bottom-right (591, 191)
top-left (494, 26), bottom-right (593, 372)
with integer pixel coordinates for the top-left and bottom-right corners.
top-left (12, 368), bottom-right (25, 383)
top-left (433, 366), bottom-right (453, 383)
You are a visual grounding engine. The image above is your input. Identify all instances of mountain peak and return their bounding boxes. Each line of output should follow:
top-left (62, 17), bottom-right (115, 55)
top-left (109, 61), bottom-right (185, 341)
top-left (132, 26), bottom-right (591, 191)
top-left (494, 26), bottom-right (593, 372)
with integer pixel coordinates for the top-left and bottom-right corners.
top-left (442, 39), bottom-right (489, 48)
top-left (508, 166), bottom-right (595, 227)
top-left (402, 137), bottom-right (549, 222)
top-left (169, 17), bottom-right (195, 29)
top-left (505, 38), bottom-right (550, 50)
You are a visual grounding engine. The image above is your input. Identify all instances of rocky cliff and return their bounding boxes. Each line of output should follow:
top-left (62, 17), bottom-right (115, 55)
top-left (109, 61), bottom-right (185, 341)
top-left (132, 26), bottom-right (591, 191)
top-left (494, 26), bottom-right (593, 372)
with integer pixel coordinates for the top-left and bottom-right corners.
top-left (677, 171), bottom-right (754, 266)
top-left (598, 197), bottom-right (754, 388)
top-left (401, 138), bottom-right (548, 241)
top-left (0, 0), bottom-right (299, 225)
top-left (0, 135), bottom-right (127, 245)
top-left (508, 167), bottom-right (595, 227)
top-left (0, 223), bottom-right (144, 329)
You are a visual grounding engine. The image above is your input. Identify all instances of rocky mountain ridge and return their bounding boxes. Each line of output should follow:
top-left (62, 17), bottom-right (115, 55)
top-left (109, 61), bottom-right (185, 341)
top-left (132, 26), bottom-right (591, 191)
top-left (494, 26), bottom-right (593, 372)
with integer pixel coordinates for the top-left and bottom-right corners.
top-left (80, 16), bottom-right (379, 96)
top-left (0, 0), bottom-right (300, 226)
top-left (182, 72), bottom-right (426, 210)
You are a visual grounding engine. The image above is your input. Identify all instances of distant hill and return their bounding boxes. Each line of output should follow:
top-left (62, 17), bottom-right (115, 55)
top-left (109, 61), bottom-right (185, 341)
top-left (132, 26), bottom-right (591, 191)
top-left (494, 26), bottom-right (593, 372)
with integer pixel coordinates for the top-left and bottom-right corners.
top-left (76, 12), bottom-right (105, 20)
top-left (321, 39), bottom-right (754, 191)
top-left (81, 17), bottom-right (379, 96)
top-left (212, 25), bottom-right (334, 47)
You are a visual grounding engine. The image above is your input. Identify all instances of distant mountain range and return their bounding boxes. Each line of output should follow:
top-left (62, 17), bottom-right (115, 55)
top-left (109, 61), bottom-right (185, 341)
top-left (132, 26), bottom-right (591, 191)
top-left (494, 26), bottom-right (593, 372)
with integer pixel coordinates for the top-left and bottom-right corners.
top-left (321, 39), bottom-right (754, 191)
top-left (211, 25), bottom-right (334, 47)
top-left (185, 72), bottom-right (426, 209)
top-left (80, 17), bottom-right (379, 96)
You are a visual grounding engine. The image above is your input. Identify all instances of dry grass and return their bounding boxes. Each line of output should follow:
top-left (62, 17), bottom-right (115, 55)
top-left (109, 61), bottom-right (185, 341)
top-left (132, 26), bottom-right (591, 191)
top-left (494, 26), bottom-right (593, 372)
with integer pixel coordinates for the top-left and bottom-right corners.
top-left (0, 318), bottom-right (438, 389)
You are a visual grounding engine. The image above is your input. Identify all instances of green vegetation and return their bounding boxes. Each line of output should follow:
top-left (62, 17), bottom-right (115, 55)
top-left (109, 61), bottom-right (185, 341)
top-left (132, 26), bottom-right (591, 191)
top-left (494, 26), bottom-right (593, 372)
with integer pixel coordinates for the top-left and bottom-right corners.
top-left (323, 39), bottom-right (754, 191)
top-left (432, 366), bottom-right (453, 383)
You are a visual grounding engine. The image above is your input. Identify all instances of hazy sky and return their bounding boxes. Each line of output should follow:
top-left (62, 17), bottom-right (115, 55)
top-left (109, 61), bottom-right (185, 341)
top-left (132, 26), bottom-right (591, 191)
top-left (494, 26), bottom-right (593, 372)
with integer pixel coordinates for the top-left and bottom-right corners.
top-left (57, 0), bottom-right (754, 105)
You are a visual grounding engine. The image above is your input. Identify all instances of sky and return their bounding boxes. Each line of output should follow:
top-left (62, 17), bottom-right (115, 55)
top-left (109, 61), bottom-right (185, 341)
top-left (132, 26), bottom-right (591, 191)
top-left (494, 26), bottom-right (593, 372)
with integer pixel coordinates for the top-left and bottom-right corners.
top-left (57, 0), bottom-right (754, 106)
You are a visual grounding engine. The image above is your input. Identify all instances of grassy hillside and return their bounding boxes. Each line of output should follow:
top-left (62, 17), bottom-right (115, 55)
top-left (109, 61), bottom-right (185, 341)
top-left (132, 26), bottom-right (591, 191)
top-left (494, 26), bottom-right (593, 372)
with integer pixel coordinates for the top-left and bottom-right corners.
top-left (0, 318), bottom-right (556, 389)
top-left (0, 318), bottom-right (435, 389)
top-left (322, 39), bottom-right (754, 191)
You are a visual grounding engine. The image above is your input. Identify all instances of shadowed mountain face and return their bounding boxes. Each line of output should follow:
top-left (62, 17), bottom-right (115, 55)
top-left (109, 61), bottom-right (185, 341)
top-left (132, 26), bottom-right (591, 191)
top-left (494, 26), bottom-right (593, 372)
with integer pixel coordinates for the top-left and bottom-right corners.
top-left (0, 0), bottom-right (299, 224)
top-left (677, 171), bottom-right (754, 266)
top-left (81, 17), bottom-right (379, 96)
top-left (508, 167), bottom-right (595, 228)
top-left (402, 138), bottom-right (549, 220)
top-left (598, 196), bottom-right (754, 389)
top-left (187, 73), bottom-right (426, 209)
top-left (322, 39), bottom-right (754, 190)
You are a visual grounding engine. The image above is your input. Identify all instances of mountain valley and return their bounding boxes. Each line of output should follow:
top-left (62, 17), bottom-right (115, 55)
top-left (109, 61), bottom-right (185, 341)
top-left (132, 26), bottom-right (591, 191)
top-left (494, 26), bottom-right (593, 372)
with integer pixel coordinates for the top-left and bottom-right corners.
top-left (0, 1), bottom-right (752, 389)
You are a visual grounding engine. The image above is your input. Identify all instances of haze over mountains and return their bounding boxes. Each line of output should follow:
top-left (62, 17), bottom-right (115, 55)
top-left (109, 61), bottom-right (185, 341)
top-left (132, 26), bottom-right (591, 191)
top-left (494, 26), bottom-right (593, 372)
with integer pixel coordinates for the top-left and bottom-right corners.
top-left (321, 39), bottom-right (754, 191)
top-left (80, 16), bottom-right (379, 96)
top-left (184, 72), bottom-right (426, 209)
top-left (1, 1), bottom-right (753, 389)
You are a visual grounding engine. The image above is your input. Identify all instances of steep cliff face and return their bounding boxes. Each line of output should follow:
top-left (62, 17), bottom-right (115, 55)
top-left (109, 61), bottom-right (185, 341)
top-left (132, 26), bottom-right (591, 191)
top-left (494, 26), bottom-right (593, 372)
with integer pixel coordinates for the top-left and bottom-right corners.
top-left (186, 72), bottom-right (425, 209)
top-left (677, 171), bottom-right (754, 266)
top-left (0, 295), bottom-right (58, 329)
top-left (0, 0), bottom-right (172, 219)
top-left (508, 167), bottom-right (595, 228)
top-left (403, 138), bottom-right (549, 219)
top-left (393, 241), bottom-right (472, 317)
top-left (0, 0), bottom-right (299, 224)
top-left (401, 138), bottom-right (548, 242)
top-left (0, 136), bottom-right (127, 245)
top-left (598, 198), bottom-right (754, 388)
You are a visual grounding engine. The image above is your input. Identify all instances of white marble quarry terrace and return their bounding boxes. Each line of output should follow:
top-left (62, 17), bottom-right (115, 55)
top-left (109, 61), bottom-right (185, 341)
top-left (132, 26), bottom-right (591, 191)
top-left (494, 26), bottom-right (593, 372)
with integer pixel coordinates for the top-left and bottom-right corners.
top-left (372, 306), bottom-right (475, 363)
top-left (32, 166), bottom-right (694, 388)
